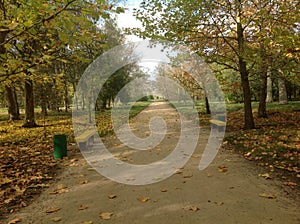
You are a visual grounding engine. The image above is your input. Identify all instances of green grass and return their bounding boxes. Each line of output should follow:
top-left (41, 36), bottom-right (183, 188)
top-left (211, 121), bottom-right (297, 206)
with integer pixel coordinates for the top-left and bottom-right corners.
top-left (225, 101), bottom-right (300, 113)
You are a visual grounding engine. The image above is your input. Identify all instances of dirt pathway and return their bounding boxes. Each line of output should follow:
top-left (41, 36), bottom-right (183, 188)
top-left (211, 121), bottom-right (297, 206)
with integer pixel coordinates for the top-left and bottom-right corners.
top-left (5, 102), bottom-right (300, 224)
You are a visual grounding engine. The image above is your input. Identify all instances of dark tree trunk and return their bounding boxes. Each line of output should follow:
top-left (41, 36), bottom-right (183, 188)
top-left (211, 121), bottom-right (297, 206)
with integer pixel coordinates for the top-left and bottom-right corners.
top-left (239, 64), bottom-right (255, 129)
top-left (205, 96), bottom-right (211, 114)
top-left (23, 79), bottom-right (38, 127)
top-left (237, 16), bottom-right (255, 129)
top-left (258, 73), bottom-right (268, 118)
top-left (258, 60), bottom-right (268, 118)
top-left (5, 85), bottom-right (20, 121)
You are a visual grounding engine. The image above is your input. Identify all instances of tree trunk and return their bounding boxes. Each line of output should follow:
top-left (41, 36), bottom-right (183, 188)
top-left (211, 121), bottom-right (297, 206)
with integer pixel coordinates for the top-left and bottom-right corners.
top-left (205, 96), bottom-right (211, 114)
top-left (63, 79), bottom-right (69, 112)
top-left (258, 62), bottom-right (268, 118)
top-left (237, 14), bottom-right (255, 129)
top-left (266, 75), bottom-right (273, 103)
top-left (240, 65), bottom-right (255, 129)
top-left (23, 79), bottom-right (38, 127)
top-left (278, 76), bottom-right (288, 105)
top-left (5, 85), bottom-right (20, 121)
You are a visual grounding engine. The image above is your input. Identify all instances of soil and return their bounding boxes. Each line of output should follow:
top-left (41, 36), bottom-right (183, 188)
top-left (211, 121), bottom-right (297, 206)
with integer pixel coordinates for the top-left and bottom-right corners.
top-left (4, 101), bottom-right (300, 224)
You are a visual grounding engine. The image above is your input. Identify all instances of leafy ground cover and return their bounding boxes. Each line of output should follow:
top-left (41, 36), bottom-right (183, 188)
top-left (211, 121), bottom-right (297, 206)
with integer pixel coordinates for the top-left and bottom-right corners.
top-left (223, 104), bottom-right (300, 187)
top-left (0, 101), bottom-right (151, 219)
top-left (0, 100), bottom-right (299, 219)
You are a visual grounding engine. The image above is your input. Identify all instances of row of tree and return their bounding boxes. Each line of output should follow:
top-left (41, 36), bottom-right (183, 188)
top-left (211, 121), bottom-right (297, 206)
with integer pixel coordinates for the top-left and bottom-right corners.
top-left (131, 0), bottom-right (300, 129)
top-left (0, 0), bottom-right (133, 127)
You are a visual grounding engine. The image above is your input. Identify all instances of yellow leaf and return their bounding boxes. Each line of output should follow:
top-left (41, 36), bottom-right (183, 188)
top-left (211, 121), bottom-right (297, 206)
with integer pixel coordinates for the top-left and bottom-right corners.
top-left (79, 180), bottom-right (89, 185)
top-left (218, 165), bottom-right (228, 173)
top-left (137, 197), bottom-right (150, 202)
top-left (214, 201), bottom-right (224, 206)
top-left (108, 194), bottom-right (117, 199)
top-left (183, 174), bottom-right (193, 178)
top-left (259, 193), bottom-right (276, 199)
top-left (7, 218), bottom-right (22, 224)
top-left (81, 222), bottom-right (93, 224)
top-left (258, 173), bottom-right (272, 179)
top-left (160, 189), bottom-right (168, 192)
top-left (51, 217), bottom-right (62, 222)
top-left (189, 206), bottom-right (200, 211)
top-left (78, 205), bottom-right (88, 210)
top-left (99, 212), bottom-right (113, 220)
top-left (46, 207), bottom-right (61, 213)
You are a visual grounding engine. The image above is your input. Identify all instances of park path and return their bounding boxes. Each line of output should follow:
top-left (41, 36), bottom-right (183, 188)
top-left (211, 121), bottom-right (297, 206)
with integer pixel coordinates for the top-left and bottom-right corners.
top-left (5, 101), bottom-right (300, 224)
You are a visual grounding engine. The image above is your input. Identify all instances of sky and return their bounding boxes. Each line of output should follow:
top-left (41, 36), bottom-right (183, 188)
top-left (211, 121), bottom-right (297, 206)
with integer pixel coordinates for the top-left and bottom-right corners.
top-left (116, 0), bottom-right (143, 42)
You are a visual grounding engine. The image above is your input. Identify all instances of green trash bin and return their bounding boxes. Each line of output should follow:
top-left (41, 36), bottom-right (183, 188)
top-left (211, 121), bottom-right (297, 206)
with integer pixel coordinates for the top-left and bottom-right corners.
top-left (54, 134), bottom-right (67, 159)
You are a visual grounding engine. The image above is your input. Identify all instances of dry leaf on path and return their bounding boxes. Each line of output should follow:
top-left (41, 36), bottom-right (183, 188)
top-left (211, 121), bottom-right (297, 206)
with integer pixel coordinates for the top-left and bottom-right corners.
top-left (183, 174), bottom-right (193, 178)
top-left (78, 205), bottom-right (88, 210)
top-left (7, 218), bottom-right (22, 224)
top-left (81, 222), bottom-right (93, 224)
top-left (218, 165), bottom-right (228, 173)
top-left (57, 184), bottom-right (66, 190)
top-left (284, 181), bottom-right (297, 188)
top-left (192, 154), bottom-right (200, 158)
top-left (259, 193), bottom-right (276, 199)
top-left (100, 212), bottom-right (113, 220)
top-left (137, 197), bottom-right (150, 202)
top-left (108, 194), bottom-right (117, 199)
top-left (51, 217), bottom-right (62, 222)
top-left (79, 180), bottom-right (89, 185)
top-left (48, 189), bottom-right (69, 195)
top-left (258, 173), bottom-right (272, 179)
top-left (207, 173), bottom-right (213, 177)
top-left (214, 201), bottom-right (224, 206)
top-left (46, 207), bottom-right (61, 213)
top-left (160, 189), bottom-right (168, 192)
top-left (188, 206), bottom-right (200, 211)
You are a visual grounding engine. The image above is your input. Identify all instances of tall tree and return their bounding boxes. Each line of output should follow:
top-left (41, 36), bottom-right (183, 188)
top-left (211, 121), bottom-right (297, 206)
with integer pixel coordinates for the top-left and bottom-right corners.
top-left (132, 0), bottom-right (299, 129)
top-left (0, 0), bottom-right (124, 127)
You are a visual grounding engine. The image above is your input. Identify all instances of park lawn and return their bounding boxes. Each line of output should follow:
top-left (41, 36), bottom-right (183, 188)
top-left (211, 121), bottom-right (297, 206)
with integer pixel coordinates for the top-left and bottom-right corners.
top-left (0, 101), bottom-right (151, 218)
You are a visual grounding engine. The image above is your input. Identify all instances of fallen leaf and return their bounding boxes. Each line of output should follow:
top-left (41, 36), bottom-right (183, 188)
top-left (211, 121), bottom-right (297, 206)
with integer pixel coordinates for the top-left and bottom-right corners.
top-left (87, 168), bottom-right (95, 171)
top-left (51, 217), bottom-right (62, 222)
top-left (284, 181), bottom-right (297, 188)
top-left (79, 180), bottom-right (89, 185)
top-left (183, 174), bottom-right (193, 178)
top-left (214, 201), bottom-right (224, 206)
top-left (81, 222), bottom-right (93, 224)
top-left (192, 154), bottom-right (200, 158)
top-left (7, 218), bottom-right (22, 224)
top-left (78, 205), bottom-right (88, 210)
top-left (189, 206), bottom-right (200, 211)
top-left (160, 189), bottom-right (168, 192)
top-left (137, 197), bottom-right (150, 202)
top-left (57, 184), bottom-right (66, 190)
top-left (207, 173), bottom-right (213, 177)
top-left (259, 193), bottom-right (276, 199)
top-left (258, 173), bottom-right (272, 179)
top-left (175, 170), bottom-right (183, 174)
top-left (99, 212), bottom-right (113, 220)
top-left (46, 207), bottom-right (61, 213)
top-left (218, 165), bottom-right (228, 173)
top-left (108, 194), bottom-right (117, 199)
top-left (48, 189), bottom-right (69, 195)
